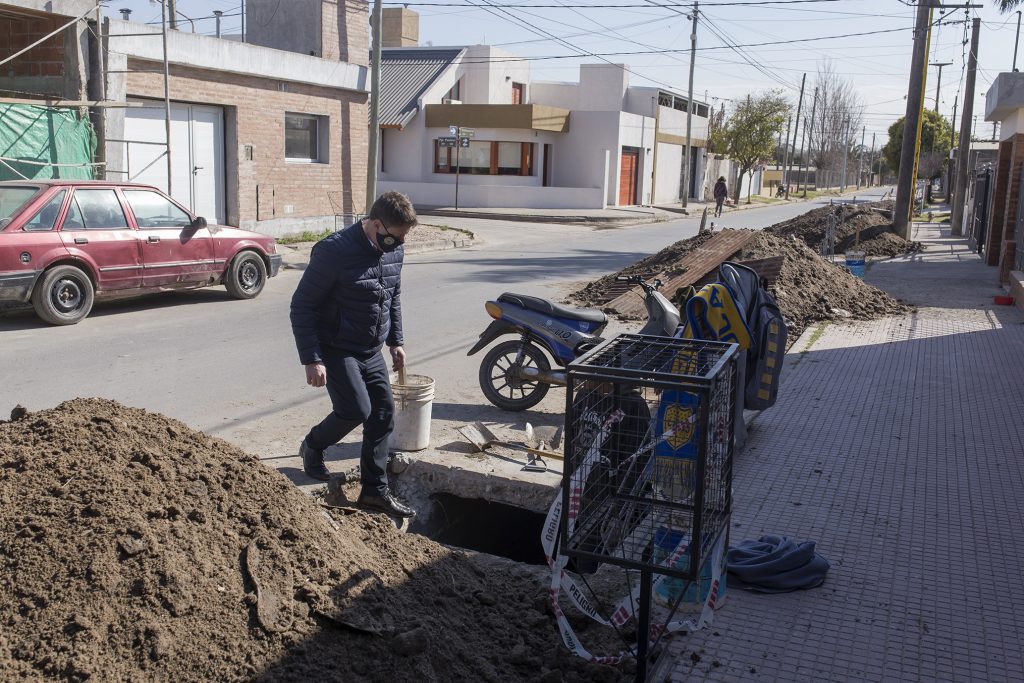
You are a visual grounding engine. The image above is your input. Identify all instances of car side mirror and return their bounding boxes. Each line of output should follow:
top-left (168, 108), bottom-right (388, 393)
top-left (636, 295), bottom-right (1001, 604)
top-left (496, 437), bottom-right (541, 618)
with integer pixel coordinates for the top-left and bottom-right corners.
top-left (190, 216), bottom-right (207, 229)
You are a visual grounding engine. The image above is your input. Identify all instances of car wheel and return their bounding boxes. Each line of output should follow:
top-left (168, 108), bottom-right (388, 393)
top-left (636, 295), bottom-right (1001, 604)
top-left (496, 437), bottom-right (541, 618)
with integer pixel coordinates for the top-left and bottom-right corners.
top-left (225, 250), bottom-right (267, 300)
top-left (31, 264), bottom-right (95, 325)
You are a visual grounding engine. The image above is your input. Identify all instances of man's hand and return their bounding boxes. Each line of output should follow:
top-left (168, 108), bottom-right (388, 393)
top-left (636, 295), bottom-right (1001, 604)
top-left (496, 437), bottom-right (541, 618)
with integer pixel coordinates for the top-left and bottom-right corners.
top-left (390, 346), bottom-right (406, 372)
top-left (305, 363), bottom-right (327, 388)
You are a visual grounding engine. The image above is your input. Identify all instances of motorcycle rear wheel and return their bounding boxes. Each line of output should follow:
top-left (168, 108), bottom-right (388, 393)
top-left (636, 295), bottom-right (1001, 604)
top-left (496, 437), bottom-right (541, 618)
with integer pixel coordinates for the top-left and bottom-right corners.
top-left (479, 340), bottom-right (551, 411)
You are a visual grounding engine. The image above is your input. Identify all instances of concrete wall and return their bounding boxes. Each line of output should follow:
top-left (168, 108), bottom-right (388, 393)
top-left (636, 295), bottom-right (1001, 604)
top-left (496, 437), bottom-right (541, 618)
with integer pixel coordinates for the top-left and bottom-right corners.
top-left (654, 142), bottom-right (682, 204)
top-left (460, 45), bottom-right (530, 105)
top-left (378, 180), bottom-right (604, 209)
top-left (106, 19), bottom-right (366, 93)
top-left (245, 0), bottom-right (323, 56)
top-left (578, 64), bottom-right (628, 112)
top-left (529, 82), bottom-right (578, 110)
top-left (244, 0), bottom-right (368, 66)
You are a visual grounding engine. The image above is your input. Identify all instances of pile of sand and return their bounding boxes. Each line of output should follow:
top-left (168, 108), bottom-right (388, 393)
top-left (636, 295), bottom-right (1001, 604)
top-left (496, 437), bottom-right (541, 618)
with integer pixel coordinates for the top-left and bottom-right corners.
top-left (0, 399), bottom-right (628, 682)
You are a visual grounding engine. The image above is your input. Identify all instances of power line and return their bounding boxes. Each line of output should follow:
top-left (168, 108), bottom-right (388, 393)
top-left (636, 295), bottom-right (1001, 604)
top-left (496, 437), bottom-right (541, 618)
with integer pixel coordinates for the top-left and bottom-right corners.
top-left (389, 0), bottom-right (862, 5)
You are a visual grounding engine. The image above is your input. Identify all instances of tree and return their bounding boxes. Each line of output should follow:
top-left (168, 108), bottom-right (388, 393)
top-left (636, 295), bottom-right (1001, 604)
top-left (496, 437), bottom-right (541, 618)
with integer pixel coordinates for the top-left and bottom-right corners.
top-left (881, 109), bottom-right (953, 178)
top-left (706, 103), bottom-right (728, 155)
top-left (995, 0), bottom-right (1021, 10)
top-left (720, 91), bottom-right (790, 204)
top-left (805, 62), bottom-right (863, 189)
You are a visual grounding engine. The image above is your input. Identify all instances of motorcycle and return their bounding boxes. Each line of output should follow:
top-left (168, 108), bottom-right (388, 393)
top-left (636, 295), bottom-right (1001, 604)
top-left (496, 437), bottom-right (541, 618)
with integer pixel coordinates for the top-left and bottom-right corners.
top-left (467, 275), bottom-right (681, 411)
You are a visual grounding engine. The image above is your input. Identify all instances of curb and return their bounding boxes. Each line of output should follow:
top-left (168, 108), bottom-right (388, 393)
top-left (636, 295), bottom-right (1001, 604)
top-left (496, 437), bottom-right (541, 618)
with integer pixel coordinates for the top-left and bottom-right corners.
top-left (418, 208), bottom-right (665, 226)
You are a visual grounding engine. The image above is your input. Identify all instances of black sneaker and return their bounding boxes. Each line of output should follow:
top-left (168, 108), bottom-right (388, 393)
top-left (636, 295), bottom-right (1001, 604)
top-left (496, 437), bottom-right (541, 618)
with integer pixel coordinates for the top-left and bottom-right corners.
top-left (300, 439), bottom-right (330, 481)
top-left (356, 489), bottom-right (416, 518)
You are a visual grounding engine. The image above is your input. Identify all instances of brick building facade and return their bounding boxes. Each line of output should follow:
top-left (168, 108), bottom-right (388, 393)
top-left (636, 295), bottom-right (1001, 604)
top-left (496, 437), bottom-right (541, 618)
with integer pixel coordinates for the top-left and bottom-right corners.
top-left (1, 0), bottom-right (369, 237)
top-left (983, 72), bottom-right (1024, 308)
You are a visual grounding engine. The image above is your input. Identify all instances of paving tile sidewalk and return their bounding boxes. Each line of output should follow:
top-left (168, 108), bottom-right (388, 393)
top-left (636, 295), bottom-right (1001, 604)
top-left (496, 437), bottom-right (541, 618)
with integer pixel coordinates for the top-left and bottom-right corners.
top-left (659, 223), bottom-right (1024, 682)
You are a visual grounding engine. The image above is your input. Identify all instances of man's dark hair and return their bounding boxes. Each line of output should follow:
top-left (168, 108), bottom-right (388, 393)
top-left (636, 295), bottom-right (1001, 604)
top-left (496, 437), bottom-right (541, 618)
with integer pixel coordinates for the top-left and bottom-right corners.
top-left (368, 191), bottom-right (417, 229)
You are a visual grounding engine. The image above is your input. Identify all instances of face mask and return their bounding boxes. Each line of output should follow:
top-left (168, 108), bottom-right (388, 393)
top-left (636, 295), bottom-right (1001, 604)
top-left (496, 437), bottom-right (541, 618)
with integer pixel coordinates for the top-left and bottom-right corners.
top-left (374, 220), bottom-right (402, 253)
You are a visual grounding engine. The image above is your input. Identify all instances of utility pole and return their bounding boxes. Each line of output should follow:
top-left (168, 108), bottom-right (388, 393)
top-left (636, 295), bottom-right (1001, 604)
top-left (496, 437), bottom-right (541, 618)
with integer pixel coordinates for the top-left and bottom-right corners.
top-left (681, 2), bottom-right (698, 208)
top-left (366, 0), bottom-right (384, 212)
top-left (1014, 10), bottom-right (1021, 71)
top-left (780, 114), bottom-right (792, 197)
top-left (839, 117), bottom-right (850, 192)
top-left (161, 0), bottom-right (172, 196)
top-left (951, 17), bottom-right (981, 236)
top-left (784, 73), bottom-right (806, 199)
top-left (894, 0), bottom-right (933, 238)
top-left (948, 92), bottom-right (959, 201)
top-left (857, 125), bottom-right (865, 189)
top-left (801, 87), bottom-right (818, 197)
top-left (930, 61), bottom-right (952, 112)
top-left (168, 0), bottom-right (177, 30)
top-left (214, 10), bottom-right (223, 38)
top-left (869, 132), bottom-right (876, 187)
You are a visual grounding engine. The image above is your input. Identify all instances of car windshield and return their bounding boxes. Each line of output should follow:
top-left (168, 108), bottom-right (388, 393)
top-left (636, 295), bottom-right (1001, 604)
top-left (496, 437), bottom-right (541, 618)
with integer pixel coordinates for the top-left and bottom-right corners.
top-left (0, 186), bottom-right (41, 226)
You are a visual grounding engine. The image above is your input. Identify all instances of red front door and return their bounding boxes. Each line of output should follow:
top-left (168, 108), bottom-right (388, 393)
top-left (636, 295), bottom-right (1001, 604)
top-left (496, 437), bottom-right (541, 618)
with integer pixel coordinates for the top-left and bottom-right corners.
top-left (619, 148), bottom-right (639, 206)
top-left (59, 188), bottom-right (142, 291)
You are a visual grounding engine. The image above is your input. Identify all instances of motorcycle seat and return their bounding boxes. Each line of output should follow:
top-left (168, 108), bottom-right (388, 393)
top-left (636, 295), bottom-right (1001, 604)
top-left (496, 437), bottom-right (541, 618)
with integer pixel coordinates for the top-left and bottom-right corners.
top-left (498, 293), bottom-right (608, 325)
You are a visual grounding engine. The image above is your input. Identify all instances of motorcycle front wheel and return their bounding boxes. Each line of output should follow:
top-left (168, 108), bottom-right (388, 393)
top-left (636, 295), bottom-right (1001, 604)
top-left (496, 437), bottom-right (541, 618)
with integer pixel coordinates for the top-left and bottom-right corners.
top-left (479, 340), bottom-right (551, 411)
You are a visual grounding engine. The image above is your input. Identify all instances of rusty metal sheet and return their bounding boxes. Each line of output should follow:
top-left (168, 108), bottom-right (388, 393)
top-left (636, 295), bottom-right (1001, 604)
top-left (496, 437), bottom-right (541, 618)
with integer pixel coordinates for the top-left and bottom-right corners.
top-left (735, 255), bottom-right (785, 286)
top-left (608, 229), bottom-right (756, 317)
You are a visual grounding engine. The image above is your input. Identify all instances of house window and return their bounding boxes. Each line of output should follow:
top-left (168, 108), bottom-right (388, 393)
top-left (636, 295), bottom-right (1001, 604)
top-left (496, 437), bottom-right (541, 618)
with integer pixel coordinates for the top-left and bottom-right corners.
top-left (443, 79), bottom-right (462, 102)
top-left (658, 92), bottom-right (672, 107)
top-left (434, 140), bottom-right (534, 176)
top-left (512, 82), bottom-right (524, 105)
top-left (696, 103), bottom-right (709, 117)
top-left (285, 113), bottom-right (327, 162)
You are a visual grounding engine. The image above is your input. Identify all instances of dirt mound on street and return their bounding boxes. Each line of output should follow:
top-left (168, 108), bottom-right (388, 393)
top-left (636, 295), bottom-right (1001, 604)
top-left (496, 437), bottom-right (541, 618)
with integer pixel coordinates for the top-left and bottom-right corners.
top-left (858, 231), bottom-right (923, 258)
top-left (571, 228), bottom-right (909, 340)
top-left (735, 232), bottom-right (910, 338)
top-left (0, 399), bottom-right (627, 683)
top-left (765, 203), bottom-right (917, 256)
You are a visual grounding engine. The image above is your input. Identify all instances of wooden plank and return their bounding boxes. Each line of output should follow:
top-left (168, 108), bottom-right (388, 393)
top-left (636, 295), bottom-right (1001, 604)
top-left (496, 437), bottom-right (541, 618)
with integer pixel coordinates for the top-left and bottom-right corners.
top-left (608, 229), bottom-right (755, 316)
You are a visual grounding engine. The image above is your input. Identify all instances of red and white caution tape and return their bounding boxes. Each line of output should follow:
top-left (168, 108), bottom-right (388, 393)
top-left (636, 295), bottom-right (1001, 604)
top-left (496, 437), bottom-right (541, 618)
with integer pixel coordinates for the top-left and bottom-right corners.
top-left (540, 410), bottom-right (726, 664)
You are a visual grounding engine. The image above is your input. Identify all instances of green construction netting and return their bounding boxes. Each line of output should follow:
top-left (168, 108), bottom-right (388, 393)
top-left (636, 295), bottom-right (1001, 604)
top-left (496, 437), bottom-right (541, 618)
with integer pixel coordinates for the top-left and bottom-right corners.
top-left (0, 103), bottom-right (98, 181)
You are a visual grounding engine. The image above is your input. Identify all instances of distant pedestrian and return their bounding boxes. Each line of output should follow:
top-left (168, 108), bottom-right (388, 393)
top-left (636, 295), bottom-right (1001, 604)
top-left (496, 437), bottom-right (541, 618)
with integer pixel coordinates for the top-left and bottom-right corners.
top-left (713, 176), bottom-right (728, 217)
top-left (290, 191), bottom-right (419, 519)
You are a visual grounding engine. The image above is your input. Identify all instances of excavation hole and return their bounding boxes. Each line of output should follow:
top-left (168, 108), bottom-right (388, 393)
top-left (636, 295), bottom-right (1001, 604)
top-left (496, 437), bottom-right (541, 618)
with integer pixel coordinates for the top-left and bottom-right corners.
top-left (412, 493), bottom-right (547, 565)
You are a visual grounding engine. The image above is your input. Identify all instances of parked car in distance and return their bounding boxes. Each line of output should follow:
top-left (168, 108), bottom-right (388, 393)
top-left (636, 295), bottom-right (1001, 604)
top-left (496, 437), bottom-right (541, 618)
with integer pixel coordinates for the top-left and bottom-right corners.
top-left (0, 181), bottom-right (282, 325)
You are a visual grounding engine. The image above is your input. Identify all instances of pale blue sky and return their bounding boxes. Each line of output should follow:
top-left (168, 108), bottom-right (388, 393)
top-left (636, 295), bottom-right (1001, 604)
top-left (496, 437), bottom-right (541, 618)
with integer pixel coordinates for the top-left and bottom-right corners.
top-left (104, 0), bottom-right (1022, 143)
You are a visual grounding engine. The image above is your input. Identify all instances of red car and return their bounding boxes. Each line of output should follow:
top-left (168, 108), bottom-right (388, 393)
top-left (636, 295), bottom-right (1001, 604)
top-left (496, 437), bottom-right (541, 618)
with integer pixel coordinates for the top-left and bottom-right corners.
top-left (0, 181), bottom-right (281, 325)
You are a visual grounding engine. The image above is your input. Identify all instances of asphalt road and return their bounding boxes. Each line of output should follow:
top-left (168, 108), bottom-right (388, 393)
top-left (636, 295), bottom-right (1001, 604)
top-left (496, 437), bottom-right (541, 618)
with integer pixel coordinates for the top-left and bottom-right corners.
top-left (0, 188), bottom-right (887, 462)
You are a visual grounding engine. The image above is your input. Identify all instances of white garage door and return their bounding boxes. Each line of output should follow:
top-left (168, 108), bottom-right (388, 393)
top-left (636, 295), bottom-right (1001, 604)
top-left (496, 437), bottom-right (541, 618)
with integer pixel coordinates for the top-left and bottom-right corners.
top-left (124, 101), bottom-right (225, 224)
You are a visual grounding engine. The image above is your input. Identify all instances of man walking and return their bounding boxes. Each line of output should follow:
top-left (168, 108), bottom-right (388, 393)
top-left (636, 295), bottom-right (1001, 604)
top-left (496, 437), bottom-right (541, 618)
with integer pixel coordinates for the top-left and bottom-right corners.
top-left (713, 176), bottom-right (728, 218)
top-left (290, 191), bottom-right (418, 519)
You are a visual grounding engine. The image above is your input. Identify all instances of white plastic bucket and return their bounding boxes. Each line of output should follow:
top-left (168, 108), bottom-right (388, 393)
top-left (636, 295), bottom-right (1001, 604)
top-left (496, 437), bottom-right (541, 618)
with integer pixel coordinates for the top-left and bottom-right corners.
top-left (391, 373), bottom-right (435, 451)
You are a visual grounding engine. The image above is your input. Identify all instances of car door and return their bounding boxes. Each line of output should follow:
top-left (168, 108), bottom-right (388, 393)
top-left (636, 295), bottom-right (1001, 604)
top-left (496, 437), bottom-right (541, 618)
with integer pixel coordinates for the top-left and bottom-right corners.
top-left (59, 188), bottom-right (142, 291)
top-left (122, 188), bottom-right (215, 288)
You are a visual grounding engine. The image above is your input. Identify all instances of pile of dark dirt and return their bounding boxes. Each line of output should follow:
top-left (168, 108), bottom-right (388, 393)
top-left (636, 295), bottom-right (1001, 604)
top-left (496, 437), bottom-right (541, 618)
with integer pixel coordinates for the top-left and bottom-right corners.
top-left (764, 202), bottom-right (918, 256)
top-left (735, 232), bottom-right (910, 338)
top-left (0, 399), bottom-right (628, 683)
top-left (570, 227), bottom-right (910, 341)
top-left (858, 231), bottom-right (923, 258)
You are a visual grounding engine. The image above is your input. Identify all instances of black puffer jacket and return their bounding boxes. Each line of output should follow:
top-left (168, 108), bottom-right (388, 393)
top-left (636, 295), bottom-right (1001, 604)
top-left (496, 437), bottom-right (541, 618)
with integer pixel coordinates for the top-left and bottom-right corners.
top-left (290, 222), bottom-right (404, 365)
